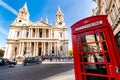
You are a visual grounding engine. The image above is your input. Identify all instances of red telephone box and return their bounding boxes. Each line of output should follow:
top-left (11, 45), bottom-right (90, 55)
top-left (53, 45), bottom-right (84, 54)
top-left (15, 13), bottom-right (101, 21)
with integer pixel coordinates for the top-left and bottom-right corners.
top-left (71, 15), bottom-right (120, 80)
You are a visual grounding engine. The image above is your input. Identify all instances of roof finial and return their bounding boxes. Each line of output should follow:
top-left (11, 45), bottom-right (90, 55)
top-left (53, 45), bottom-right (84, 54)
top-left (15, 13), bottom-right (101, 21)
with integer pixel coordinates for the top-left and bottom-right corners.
top-left (40, 18), bottom-right (42, 21)
top-left (50, 22), bottom-right (52, 26)
top-left (23, 2), bottom-right (28, 11)
top-left (46, 16), bottom-right (48, 24)
top-left (25, 2), bottom-right (27, 5)
top-left (58, 5), bottom-right (60, 9)
top-left (58, 6), bottom-right (61, 11)
top-left (56, 5), bottom-right (63, 15)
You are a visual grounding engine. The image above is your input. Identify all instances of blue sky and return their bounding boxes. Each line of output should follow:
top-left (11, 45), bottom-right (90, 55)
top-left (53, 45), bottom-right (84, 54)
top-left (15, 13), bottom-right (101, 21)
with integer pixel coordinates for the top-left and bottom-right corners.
top-left (0, 0), bottom-right (96, 49)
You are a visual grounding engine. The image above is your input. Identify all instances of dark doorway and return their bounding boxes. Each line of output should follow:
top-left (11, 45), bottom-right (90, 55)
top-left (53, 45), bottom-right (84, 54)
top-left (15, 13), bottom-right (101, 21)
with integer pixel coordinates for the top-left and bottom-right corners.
top-left (39, 47), bottom-right (41, 56)
top-left (52, 47), bottom-right (54, 54)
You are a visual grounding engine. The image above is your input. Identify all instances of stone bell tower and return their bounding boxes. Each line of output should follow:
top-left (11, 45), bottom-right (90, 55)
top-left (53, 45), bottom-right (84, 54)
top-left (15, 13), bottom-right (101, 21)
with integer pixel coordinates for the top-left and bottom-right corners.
top-left (18, 2), bottom-right (29, 21)
top-left (12, 2), bottom-right (30, 24)
top-left (54, 6), bottom-right (65, 27)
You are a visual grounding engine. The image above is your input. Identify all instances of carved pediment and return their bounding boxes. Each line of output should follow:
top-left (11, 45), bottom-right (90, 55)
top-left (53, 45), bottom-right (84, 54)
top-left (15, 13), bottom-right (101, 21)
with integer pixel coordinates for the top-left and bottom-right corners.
top-left (33, 21), bottom-right (52, 27)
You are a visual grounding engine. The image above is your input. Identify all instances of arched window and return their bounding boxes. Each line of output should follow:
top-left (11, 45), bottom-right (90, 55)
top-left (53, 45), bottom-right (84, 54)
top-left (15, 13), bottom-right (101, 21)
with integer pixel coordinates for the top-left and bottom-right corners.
top-left (60, 33), bottom-right (62, 38)
top-left (17, 32), bottom-right (19, 37)
top-left (60, 46), bottom-right (62, 51)
top-left (26, 31), bottom-right (29, 37)
top-left (59, 22), bottom-right (62, 25)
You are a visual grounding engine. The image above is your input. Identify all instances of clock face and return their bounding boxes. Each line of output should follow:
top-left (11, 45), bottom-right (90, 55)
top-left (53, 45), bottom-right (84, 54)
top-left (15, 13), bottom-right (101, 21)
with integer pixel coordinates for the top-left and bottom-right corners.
top-left (19, 20), bottom-right (22, 22)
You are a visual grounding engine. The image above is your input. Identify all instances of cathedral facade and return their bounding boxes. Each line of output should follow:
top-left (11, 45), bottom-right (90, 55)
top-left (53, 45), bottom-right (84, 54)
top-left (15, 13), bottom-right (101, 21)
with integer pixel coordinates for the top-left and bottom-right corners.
top-left (4, 3), bottom-right (68, 59)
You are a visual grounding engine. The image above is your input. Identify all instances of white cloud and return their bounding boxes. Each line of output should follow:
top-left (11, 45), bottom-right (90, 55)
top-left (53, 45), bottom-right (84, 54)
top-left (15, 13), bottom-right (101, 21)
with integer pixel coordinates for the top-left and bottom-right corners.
top-left (0, 26), bottom-right (8, 36)
top-left (0, 0), bottom-right (18, 15)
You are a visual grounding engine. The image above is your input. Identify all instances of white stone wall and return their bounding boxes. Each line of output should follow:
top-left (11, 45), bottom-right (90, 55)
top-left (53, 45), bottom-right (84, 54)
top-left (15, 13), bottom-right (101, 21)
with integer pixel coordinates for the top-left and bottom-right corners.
top-left (5, 3), bottom-right (69, 60)
top-left (4, 44), bottom-right (13, 59)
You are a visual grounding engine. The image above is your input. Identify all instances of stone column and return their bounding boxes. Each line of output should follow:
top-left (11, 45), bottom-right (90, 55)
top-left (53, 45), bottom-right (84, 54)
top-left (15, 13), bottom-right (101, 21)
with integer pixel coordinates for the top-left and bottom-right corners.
top-left (27, 42), bottom-right (29, 57)
top-left (35, 42), bottom-right (37, 56)
top-left (12, 30), bottom-right (16, 39)
top-left (31, 28), bottom-right (33, 38)
top-left (42, 42), bottom-right (43, 55)
top-left (21, 42), bottom-right (24, 56)
top-left (66, 31), bottom-right (68, 39)
top-left (29, 42), bottom-right (31, 56)
top-left (33, 42), bottom-right (36, 56)
top-left (4, 44), bottom-right (9, 58)
top-left (6, 44), bottom-right (12, 59)
top-left (55, 42), bottom-right (57, 55)
top-left (10, 29), bottom-right (13, 38)
top-left (20, 42), bottom-right (22, 56)
top-left (34, 29), bottom-right (36, 38)
top-left (43, 42), bottom-right (46, 55)
top-left (45, 29), bottom-right (46, 38)
top-left (36, 42), bottom-right (38, 56)
top-left (48, 42), bottom-right (50, 55)
top-left (8, 29), bottom-right (12, 39)
top-left (20, 30), bottom-right (22, 38)
top-left (43, 42), bottom-right (45, 55)
top-left (48, 29), bottom-right (50, 38)
top-left (20, 42), bottom-right (23, 56)
top-left (18, 42), bottom-right (22, 56)
top-left (64, 31), bottom-right (65, 39)
top-left (10, 30), bottom-right (13, 39)
top-left (56, 42), bottom-right (58, 55)
top-left (42, 29), bottom-right (44, 38)
top-left (30, 28), bottom-right (31, 38)
top-left (51, 29), bottom-right (53, 38)
top-left (66, 43), bottom-right (68, 57)
top-left (63, 43), bottom-right (65, 56)
top-left (37, 28), bottom-right (39, 38)
top-left (50, 29), bottom-right (52, 38)
top-left (27, 42), bottom-right (28, 49)
top-left (57, 42), bottom-right (59, 56)
top-left (22, 30), bottom-right (25, 38)
top-left (26, 42), bottom-right (29, 57)
top-left (51, 42), bottom-right (52, 54)
top-left (28, 28), bottom-right (31, 38)
top-left (49, 29), bottom-right (51, 38)
top-left (22, 30), bottom-right (24, 38)
top-left (35, 28), bottom-right (37, 38)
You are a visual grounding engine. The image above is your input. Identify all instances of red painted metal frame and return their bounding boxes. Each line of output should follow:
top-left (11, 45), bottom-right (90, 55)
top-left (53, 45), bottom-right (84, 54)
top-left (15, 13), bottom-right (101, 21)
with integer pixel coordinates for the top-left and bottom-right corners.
top-left (71, 15), bottom-right (120, 80)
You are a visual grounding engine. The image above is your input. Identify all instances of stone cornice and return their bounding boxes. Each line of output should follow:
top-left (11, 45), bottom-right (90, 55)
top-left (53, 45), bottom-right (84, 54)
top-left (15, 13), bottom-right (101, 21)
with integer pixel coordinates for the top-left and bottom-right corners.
top-left (7, 38), bottom-right (68, 43)
top-left (10, 26), bottom-right (29, 30)
top-left (29, 26), bottom-right (52, 29)
top-left (53, 26), bottom-right (67, 28)
top-left (10, 25), bottom-right (68, 31)
top-left (19, 38), bottom-right (59, 42)
top-left (6, 39), bottom-right (19, 44)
